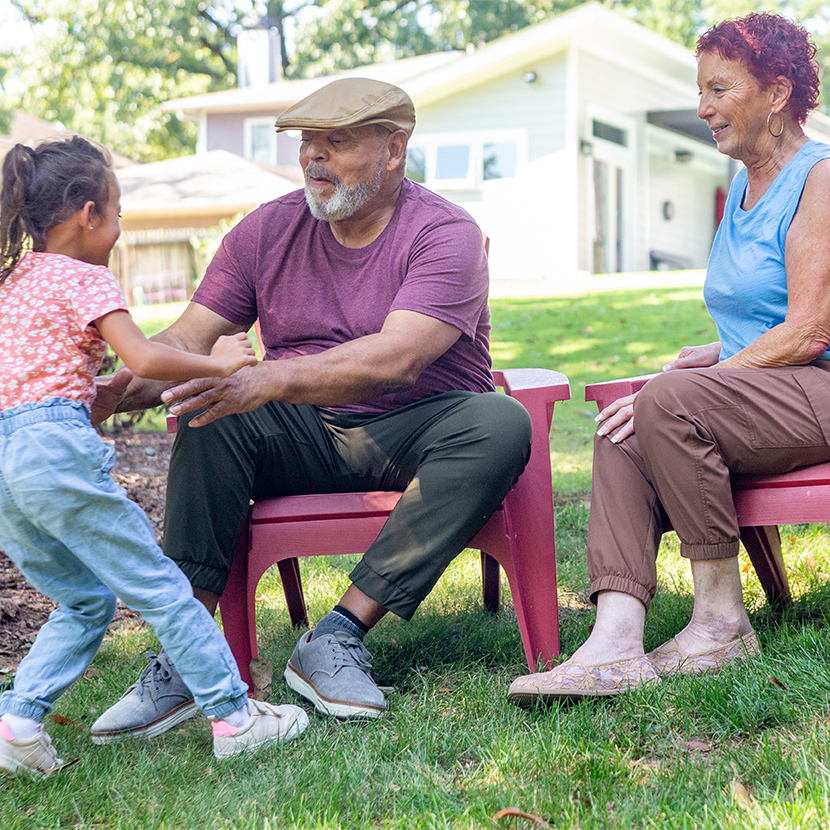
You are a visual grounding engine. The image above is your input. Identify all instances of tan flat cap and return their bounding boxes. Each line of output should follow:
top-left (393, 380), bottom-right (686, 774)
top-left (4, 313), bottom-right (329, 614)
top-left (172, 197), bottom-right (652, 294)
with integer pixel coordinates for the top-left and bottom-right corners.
top-left (275, 78), bottom-right (415, 137)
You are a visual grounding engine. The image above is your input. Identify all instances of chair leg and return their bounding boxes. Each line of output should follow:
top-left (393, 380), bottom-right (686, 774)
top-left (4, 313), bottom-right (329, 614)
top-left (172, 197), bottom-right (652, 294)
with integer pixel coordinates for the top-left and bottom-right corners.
top-left (481, 551), bottom-right (500, 613)
top-left (740, 525), bottom-right (791, 606)
top-left (218, 518), bottom-right (255, 689)
top-left (277, 558), bottom-right (310, 627)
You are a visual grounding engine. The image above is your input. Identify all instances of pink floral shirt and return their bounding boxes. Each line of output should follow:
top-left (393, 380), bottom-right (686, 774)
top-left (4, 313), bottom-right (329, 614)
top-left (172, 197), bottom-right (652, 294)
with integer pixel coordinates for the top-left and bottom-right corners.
top-left (0, 252), bottom-right (127, 411)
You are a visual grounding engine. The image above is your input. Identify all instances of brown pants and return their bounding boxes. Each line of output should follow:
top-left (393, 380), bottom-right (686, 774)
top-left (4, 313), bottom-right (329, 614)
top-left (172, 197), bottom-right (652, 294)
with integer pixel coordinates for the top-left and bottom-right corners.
top-left (587, 362), bottom-right (830, 610)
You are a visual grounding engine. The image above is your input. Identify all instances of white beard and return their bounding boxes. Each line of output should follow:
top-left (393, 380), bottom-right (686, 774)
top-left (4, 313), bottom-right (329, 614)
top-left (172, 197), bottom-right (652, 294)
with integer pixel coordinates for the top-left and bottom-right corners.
top-left (304, 161), bottom-right (384, 222)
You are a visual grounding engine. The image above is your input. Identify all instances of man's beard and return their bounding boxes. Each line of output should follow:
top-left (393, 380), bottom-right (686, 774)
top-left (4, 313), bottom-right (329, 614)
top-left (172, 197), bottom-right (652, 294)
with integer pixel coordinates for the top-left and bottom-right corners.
top-left (304, 161), bottom-right (383, 222)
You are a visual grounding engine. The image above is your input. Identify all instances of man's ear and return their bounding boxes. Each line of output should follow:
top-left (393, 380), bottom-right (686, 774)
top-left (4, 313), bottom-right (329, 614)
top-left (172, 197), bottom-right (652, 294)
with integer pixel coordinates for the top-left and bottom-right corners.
top-left (386, 130), bottom-right (408, 172)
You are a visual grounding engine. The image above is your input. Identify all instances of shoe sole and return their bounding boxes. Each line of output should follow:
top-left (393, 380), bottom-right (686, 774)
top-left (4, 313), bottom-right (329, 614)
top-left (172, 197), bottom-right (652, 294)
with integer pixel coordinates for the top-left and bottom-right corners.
top-left (90, 700), bottom-right (200, 744)
top-left (0, 754), bottom-right (48, 778)
top-left (284, 664), bottom-right (385, 719)
top-left (213, 711), bottom-right (309, 759)
top-left (507, 688), bottom-right (624, 707)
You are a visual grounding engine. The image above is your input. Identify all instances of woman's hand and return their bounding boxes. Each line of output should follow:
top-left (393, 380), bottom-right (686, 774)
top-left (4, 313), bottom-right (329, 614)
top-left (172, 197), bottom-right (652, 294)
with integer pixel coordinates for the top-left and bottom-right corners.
top-left (662, 341), bottom-right (721, 372)
top-left (595, 392), bottom-right (638, 444)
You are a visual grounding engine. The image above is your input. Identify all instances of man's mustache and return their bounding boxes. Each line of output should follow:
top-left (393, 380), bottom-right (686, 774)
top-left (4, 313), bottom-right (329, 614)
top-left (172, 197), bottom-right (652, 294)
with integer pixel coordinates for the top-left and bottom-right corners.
top-left (305, 163), bottom-right (342, 187)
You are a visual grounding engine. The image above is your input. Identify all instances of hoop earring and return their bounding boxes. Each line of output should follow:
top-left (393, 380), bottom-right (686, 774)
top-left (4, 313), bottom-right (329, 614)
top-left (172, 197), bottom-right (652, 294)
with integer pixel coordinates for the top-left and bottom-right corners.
top-left (767, 111), bottom-right (784, 138)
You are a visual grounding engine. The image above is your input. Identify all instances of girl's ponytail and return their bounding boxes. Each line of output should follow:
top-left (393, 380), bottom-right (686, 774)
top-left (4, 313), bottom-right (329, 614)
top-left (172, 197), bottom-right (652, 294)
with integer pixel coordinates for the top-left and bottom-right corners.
top-left (0, 145), bottom-right (37, 285)
top-left (0, 136), bottom-right (113, 286)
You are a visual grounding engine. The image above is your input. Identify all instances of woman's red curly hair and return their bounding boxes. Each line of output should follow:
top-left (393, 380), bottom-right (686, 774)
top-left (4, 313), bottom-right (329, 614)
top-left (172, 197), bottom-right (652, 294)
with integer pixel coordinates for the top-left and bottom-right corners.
top-left (696, 12), bottom-right (820, 124)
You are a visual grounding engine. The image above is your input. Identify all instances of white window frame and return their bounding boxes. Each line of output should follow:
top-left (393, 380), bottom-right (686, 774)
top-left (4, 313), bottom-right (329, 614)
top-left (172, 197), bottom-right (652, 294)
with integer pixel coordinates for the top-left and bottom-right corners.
top-left (244, 116), bottom-right (277, 166)
top-left (408, 128), bottom-right (528, 191)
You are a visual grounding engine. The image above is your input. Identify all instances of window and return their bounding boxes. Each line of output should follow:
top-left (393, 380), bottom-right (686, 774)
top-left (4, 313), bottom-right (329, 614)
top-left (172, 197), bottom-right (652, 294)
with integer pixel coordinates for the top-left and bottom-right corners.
top-left (406, 146), bottom-right (426, 184)
top-left (592, 119), bottom-right (628, 148)
top-left (406, 130), bottom-right (526, 190)
top-left (250, 123), bottom-right (274, 164)
top-left (244, 117), bottom-right (277, 165)
top-left (435, 145), bottom-right (471, 181)
top-left (483, 142), bottom-right (517, 180)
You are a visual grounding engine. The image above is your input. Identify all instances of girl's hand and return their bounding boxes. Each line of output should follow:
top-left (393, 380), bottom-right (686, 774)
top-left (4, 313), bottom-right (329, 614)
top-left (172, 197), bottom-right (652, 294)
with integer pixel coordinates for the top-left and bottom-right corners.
top-left (210, 333), bottom-right (257, 377)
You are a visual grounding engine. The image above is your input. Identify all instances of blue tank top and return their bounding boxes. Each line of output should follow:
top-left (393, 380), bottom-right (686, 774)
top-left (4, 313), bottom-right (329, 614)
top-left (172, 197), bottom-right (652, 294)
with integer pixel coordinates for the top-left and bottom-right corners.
top-left (704, 140), bottom-right (830, 361)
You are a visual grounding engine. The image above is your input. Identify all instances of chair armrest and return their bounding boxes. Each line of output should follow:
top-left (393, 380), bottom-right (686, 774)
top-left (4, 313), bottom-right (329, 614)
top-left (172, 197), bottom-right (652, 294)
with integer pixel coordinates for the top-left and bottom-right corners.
top-left (584, 374), bottom-right (657, 413)
top-left (494, 368), bottom-right (570, 425)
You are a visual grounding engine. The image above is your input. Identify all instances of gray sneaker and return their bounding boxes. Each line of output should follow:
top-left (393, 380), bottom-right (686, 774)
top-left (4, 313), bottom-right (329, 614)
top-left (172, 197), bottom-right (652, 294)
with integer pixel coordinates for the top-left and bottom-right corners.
top-left (284, 630), bottom-right (386, 719)
top-left (91, 651), bottom-right (198, 744)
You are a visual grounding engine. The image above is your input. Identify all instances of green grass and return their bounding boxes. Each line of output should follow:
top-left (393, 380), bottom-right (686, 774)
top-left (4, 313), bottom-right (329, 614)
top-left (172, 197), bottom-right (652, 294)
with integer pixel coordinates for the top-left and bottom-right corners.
top-left (6, 285), bottom-right (830, 828)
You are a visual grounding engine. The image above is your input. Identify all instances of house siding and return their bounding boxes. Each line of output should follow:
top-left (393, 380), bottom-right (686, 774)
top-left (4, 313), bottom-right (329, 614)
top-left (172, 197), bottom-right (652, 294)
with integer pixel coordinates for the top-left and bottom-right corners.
top-left (415, 55), bottom-right (579, 280)
top-left (207, 113), bottom-right (246, 156)
top-left (575, 48), bottom-right (714, 274)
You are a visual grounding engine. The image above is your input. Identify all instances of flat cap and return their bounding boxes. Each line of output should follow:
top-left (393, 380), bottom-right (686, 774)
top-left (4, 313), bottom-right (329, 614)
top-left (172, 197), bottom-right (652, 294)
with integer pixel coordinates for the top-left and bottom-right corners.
top-left (275, 78), bottom-right (415, 137)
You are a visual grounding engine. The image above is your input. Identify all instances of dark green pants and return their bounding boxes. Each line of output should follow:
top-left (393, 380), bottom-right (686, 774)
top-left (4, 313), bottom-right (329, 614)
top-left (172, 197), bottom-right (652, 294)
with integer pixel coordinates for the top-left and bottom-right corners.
top-left (163, 391), bottom-right (532, 620)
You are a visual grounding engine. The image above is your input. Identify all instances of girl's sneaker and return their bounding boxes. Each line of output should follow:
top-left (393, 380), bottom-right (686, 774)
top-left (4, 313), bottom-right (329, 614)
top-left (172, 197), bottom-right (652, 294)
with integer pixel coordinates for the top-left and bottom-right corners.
top-left (0, 722), bottom-right (67, 778)
top-left (211, 699), bottom-right (308, 759)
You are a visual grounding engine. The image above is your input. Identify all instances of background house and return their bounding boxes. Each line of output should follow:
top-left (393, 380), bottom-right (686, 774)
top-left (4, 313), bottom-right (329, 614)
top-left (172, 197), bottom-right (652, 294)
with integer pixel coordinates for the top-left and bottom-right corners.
top-left (162, 2), bottom-right (830, 286)
top-left (115, 150), bottom-right (301, 304)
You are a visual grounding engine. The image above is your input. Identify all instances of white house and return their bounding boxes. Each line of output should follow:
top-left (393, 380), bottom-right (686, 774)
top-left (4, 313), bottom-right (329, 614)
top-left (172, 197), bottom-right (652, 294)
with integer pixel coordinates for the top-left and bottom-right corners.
top-left (163, 2), bottom-right (830, 283)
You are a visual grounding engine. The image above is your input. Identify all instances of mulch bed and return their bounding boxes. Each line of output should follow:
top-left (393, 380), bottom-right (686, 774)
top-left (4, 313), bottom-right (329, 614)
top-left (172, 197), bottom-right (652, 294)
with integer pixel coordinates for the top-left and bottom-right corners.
top-left (0, 431), bottom-right (174, 673)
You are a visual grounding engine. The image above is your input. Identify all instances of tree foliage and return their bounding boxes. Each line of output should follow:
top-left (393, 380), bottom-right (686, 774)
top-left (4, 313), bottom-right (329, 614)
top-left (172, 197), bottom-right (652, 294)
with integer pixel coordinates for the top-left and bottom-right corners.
top-left (1, 0), bottom-right (828, 162)
top-left (0, 0), bottom-right (242, 161)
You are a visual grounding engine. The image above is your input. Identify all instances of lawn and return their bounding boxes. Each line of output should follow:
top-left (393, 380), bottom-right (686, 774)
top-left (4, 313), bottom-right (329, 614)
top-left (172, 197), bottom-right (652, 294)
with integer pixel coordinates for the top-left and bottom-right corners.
top-left (3, 284), bottom-right (830, 829)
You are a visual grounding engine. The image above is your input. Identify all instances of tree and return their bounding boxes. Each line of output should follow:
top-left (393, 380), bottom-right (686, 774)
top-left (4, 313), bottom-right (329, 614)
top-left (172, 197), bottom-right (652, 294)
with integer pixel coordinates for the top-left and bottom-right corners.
top-left (2, 0), bottom-right (828, 163)
top-left (0, 0), bottom-right (243, 161)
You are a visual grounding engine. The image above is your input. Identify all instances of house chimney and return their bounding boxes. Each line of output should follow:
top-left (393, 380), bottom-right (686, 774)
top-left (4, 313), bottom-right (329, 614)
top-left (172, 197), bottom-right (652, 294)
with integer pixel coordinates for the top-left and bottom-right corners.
top-left (237, 14), bottom-right (280, 88)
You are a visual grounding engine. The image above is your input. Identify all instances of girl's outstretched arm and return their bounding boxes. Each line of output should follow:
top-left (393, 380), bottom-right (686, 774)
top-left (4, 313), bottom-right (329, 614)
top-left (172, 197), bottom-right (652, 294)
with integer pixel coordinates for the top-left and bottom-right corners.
top-left (95, 310), bottom-right (256, 381)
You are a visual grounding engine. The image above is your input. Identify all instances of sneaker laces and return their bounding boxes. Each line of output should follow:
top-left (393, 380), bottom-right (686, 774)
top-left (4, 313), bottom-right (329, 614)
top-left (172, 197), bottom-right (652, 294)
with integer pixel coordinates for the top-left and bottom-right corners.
top-left (130, 651), bottom-right (176, 704)
top-left (329, 632), bottom-right (374, 676)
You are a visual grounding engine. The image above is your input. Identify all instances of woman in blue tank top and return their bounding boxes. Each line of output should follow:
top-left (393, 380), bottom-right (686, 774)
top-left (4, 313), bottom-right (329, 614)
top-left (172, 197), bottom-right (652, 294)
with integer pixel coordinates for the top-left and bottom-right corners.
top-left (509, 13), bottom-right (830, 705)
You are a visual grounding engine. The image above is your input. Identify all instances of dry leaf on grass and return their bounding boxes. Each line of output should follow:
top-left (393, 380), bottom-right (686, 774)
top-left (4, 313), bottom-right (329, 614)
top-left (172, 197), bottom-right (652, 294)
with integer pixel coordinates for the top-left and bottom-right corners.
top-left (684, 740), bottom-right (712, 753)
top-left (731, 780), bottom-right (752, 810)
top-left (493, 807), bottom-right (550, 826)
top-left (767, 676), bottom-right (789, 691)
top-left (50, 714), bottom-right (75, 726)
top-left (249, 657), bottom-right (273, 700)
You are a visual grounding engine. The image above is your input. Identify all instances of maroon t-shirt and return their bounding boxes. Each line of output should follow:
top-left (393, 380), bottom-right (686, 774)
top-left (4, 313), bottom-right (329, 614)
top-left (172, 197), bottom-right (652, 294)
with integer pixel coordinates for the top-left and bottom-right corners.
top-left (193, 178), bottom-right (495, 413)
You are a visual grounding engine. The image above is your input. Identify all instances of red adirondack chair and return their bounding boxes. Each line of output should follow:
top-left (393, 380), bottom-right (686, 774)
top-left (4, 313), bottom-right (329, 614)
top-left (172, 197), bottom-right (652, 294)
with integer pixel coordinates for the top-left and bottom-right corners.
top-left (585, 374), bottom-right (830, 606)
top-left (169, 367), bottom-right (570, 687)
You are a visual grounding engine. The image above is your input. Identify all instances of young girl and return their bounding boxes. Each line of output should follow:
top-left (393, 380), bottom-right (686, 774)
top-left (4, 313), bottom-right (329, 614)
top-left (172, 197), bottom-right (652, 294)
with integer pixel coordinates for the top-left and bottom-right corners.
top-left (0, 137), bottom-right (308, 778)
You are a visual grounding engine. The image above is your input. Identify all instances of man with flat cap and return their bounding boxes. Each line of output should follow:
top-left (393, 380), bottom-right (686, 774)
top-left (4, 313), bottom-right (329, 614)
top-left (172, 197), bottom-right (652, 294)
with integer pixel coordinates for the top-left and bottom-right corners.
top-left (90, 78), bottom-right (532, 738)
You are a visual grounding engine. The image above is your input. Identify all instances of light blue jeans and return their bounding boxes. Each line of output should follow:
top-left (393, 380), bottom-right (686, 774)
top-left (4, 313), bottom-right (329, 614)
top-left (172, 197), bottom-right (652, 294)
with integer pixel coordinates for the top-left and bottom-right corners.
top-left (0, 398), bottom-right (248, 723)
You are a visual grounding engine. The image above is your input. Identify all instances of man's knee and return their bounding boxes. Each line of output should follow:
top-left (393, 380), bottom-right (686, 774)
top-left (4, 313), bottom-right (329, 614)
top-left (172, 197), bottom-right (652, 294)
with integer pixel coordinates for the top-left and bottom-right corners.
top-left (464, 393), bottom-right (533, 483)
top-left (472, 392), bottom-right (533, 451)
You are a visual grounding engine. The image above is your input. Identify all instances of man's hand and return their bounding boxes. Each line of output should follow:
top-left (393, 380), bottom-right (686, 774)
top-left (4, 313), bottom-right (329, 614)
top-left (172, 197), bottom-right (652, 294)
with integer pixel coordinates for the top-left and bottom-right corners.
top-left (162, 364), bottom-right (267, 428)
top-left (91, 367), bottom-right (134, 426)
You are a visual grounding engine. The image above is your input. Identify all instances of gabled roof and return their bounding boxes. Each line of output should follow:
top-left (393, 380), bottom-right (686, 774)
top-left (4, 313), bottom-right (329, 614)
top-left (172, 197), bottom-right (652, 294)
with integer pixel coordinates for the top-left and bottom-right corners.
top-left (117, 149), bottom-right (302, 219)
top-left (162, 2), bottom-right (697, 117)
top-left (0, 112), bottom-right (136, 167)
top-left (162, 51), bottom-right (464, 116)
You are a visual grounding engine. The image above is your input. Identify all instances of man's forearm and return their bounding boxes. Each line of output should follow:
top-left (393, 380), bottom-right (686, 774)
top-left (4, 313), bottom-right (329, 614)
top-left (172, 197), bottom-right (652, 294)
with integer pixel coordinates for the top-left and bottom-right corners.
top-left (116, 326), bottom-right (210, 412)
